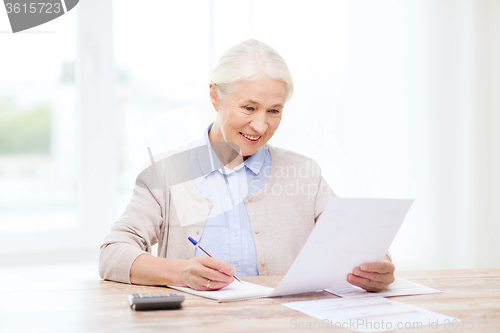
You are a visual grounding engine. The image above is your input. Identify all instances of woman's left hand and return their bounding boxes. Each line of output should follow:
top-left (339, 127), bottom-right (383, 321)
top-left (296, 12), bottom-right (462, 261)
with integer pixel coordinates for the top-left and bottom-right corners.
top-left (346, 256), bottom-right (395, 292)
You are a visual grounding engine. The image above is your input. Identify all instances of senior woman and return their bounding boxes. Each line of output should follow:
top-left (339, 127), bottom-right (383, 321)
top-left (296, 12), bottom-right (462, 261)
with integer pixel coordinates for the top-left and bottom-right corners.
top-left (99, 39), bottom-right (395, 292)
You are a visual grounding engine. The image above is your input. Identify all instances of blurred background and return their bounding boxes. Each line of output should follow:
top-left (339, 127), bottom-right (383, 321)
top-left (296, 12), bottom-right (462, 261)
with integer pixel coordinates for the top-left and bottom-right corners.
top-left (0, 0), bottom-right (498, 271)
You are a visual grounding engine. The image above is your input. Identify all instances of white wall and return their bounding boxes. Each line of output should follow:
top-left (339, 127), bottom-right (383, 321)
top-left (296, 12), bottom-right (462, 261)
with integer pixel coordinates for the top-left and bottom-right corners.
top-left (390, 0), bottom-right (500, 270)
top-left (2, 0), bottom-right (499, 270)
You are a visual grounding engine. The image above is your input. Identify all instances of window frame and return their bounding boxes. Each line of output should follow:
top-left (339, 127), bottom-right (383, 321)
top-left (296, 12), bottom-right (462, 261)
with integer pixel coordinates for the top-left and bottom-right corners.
top-left (0, 0), bottom-right (117, 257)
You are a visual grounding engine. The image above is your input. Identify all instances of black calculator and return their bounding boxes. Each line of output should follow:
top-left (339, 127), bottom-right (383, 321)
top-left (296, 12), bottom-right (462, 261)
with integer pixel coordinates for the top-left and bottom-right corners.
top-left (128, 292), bottom-right (185, 311)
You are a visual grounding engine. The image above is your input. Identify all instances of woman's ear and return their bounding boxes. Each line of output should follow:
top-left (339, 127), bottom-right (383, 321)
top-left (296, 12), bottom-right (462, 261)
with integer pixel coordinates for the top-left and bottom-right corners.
top-left (209, 84), bottom-right (219, 112)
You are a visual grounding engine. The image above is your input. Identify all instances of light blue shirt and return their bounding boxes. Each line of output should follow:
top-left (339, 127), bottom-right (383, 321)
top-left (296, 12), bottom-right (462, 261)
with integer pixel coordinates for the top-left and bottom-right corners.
top-left (190, 123), bottom-right (271, 275)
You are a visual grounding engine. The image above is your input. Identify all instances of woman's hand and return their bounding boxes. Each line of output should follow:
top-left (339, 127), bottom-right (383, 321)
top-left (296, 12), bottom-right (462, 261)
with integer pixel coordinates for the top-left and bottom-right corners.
top-left (129, 254), bottom-right (236, 290)
top-left (179, 256), bottom-right (236, 291)
top-left (346, 256), bottom-right (395, 292)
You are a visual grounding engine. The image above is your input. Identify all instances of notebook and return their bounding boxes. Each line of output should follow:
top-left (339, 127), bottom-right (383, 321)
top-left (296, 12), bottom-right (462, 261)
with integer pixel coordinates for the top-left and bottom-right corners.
top-left (169, 280), bottom-right (274, 302)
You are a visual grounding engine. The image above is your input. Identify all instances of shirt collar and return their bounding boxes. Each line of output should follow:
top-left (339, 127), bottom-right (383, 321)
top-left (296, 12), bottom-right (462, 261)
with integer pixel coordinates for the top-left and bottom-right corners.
top-left (197, 123), bottom-right (268, 177)
top-left (243, 142), bottom-right (268, 175)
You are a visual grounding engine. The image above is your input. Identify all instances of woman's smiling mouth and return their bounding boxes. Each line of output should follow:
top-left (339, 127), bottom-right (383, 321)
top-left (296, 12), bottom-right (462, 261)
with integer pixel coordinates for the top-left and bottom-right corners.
top-left (240, 132), bottom-right (261, 141)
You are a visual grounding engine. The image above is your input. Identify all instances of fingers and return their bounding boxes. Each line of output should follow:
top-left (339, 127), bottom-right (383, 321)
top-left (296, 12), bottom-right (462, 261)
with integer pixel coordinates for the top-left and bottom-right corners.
top-left (346, 261), bottom-right (396, 292)
top-left (359, 261), bottom-right (395, 274)
top-left (181, 257), bottom-right (236, 291)
top-left (189, 275), bottom-right (231, 291)
top-left (352, 267), bottom-right (395, 284)
top-left (204, 278), bottom-right (229, 291)
top-left (199, 256), bottom-right (236, 277)
top-left (199, 263), bottom-right (235, 284)
top-left (347, 273), bottom-right (390, 292)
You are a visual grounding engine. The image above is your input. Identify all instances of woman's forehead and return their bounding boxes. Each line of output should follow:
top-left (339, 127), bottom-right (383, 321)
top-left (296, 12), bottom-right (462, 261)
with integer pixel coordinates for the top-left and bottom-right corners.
top-left (229, 77), bottom-right (287, 103)
top-left (240, 98), bottom-right (284, 108)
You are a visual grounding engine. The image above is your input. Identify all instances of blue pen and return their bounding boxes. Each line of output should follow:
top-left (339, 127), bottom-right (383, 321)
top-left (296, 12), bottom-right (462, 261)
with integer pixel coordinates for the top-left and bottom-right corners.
top-left (188, 237), bottom-right (243, 284)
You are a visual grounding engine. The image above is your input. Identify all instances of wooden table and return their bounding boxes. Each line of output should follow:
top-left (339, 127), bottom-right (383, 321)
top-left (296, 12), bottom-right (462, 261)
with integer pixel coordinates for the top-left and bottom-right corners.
top-left (0, 264), bottom-right (499, 333)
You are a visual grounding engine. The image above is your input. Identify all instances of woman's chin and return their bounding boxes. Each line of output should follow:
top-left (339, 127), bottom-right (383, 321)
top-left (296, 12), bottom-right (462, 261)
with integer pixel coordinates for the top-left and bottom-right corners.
top-left (241, 148), bottom-right (258, 157)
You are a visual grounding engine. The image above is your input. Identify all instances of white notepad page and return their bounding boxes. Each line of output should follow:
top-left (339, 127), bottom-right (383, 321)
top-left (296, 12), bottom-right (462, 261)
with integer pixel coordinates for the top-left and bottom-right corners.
top-left (169, 281), bottom-right (274, 302)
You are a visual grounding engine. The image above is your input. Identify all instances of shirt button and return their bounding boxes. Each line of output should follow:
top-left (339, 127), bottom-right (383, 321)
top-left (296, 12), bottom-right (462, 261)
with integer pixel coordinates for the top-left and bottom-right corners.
top-left (196, 231), bottom-right (200, 235)
top-left (254, 230), bottom-right (259, 234)
top-left (260, 262), bottom-right (265, 267)
top-left (234, 262), bottom-right (239, 268)
top-left (247, 197), bottom-right (253, 202)
top-left (233, 231), bottom-right (237, 236)
top-left (231, 172), bottom-right (235, 176)
top-left (231, 199), bottom-right (235, 205)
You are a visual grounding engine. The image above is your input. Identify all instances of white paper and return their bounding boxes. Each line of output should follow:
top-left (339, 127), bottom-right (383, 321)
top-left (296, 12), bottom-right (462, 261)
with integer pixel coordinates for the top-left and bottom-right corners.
top-left (269, 197), bottom-right (414, 297)
top-left (169, 280), bottom-right (274, 302)
top-left (325, 277), bottom-right (441, 299)
top-left (284, 297), bottom-right (456, 333)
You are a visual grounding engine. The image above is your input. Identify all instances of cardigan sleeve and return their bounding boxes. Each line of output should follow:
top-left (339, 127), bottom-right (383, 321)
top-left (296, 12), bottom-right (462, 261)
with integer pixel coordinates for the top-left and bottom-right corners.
top-left (99, 165), bottom-right (166, 284)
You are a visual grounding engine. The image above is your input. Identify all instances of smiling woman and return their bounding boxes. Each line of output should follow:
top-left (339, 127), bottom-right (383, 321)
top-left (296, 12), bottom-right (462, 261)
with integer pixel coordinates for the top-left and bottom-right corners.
top-left (208, 40), bottom-right (292, 162)
top-left (99, 39), bottom-right (395, 293)
top-left (209, 76), bottom-right (286, 164)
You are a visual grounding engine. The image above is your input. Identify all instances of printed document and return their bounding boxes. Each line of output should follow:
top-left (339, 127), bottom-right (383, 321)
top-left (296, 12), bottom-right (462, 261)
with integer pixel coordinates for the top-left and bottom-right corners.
top-left (283, 297), bottom-right (456, 333)
top-left (325, 277), bottom-right (441, 299)
top-left (268, 197), bottom-right (414, 296)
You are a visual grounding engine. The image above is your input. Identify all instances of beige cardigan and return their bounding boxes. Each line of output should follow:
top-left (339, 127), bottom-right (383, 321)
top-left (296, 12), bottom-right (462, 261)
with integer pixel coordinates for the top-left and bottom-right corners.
top-left (99, 145), bottom-right (335, 284)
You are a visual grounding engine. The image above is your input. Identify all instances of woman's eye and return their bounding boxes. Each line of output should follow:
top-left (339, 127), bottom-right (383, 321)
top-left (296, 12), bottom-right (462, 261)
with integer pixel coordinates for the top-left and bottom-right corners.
top-left (269, 109), bottom-right (280, 114)
top-left (245, 106), bottom-right (254, 111)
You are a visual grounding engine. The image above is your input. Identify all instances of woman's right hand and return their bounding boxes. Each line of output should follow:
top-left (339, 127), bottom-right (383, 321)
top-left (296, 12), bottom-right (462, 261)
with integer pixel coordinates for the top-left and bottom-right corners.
top-left (179, 256), bottom-right (236, 291)
top-left (130, 254), bottom-right (236, 290)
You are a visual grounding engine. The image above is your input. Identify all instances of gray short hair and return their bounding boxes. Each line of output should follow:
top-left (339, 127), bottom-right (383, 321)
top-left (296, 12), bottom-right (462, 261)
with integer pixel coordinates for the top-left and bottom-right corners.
top-left (210, 39), bottom-right (294, 102)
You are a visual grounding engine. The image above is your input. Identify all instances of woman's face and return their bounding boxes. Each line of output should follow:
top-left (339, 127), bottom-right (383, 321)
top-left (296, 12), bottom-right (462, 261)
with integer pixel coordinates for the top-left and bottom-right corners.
top-left (209, 76), bottom-right (287, 158)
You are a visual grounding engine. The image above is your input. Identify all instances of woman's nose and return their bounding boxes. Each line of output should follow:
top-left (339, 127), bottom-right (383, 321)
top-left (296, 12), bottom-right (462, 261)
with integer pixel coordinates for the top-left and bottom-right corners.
top-left (249, 112), bottom-right (268, 135)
